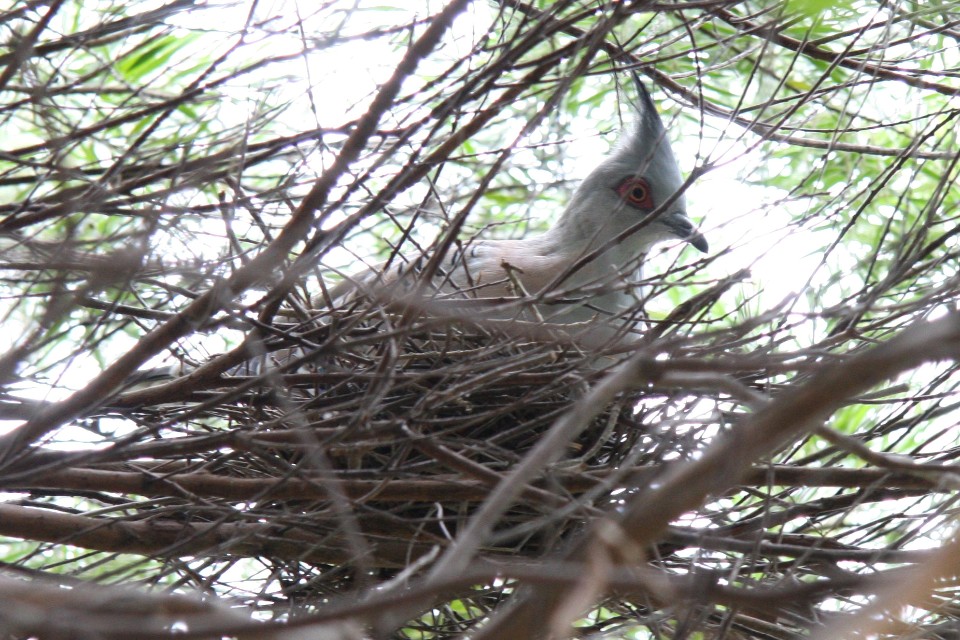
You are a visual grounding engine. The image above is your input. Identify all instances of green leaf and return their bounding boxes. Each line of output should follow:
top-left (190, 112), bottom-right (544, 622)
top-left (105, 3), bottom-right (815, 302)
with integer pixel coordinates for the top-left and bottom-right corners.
top-left (115, 32), bottom-right (200, 81)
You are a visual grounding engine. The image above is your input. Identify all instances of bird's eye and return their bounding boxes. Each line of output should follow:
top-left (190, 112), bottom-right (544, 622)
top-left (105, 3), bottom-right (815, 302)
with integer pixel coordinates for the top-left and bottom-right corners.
top-left (616, 177), bottom-right (654, 210)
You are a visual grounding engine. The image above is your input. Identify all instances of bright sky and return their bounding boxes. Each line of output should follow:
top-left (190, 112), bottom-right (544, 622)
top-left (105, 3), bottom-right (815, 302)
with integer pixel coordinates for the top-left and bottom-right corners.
top-left (289, 0), bottom-right (822, 314)
top-left (3, 1), bottom-right (830, 424)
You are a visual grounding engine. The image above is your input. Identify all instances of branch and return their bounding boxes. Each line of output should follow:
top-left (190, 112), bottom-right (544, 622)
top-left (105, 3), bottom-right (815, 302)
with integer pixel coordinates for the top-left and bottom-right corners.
top-left (0, 0), bottom-right (472, 464)
top-left (475, 311), bottom-right (960, 639)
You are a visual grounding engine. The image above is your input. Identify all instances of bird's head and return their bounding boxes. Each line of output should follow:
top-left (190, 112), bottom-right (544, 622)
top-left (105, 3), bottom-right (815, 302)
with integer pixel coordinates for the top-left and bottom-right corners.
top-left (560, 73), bottom-right (707, 256)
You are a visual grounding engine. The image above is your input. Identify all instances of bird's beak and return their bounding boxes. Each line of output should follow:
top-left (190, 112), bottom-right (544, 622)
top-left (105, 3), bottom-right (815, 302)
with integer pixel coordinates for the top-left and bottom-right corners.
top-left (662, 212), bottom-right (708, 253)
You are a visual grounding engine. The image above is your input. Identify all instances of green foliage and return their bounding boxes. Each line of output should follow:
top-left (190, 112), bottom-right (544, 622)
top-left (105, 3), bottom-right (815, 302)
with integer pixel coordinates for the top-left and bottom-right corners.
top-left (114, 32), bottom-right (201, 81)
top-left (2, 1), bottom-right (960, 638)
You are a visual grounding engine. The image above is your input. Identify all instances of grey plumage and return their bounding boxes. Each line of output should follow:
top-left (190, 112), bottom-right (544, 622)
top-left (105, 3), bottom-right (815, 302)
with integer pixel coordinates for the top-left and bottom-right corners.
top-left (328, 74), bottom-right (706, 325)
top-left (129, 74), bottom-right (705, 384)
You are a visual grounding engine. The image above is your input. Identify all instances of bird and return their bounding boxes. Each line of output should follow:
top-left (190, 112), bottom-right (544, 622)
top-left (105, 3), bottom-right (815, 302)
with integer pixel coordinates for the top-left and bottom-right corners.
top-left (321, 72), bottom-right (706, 332)
top-left (125, 73), bottom-right (706, 386)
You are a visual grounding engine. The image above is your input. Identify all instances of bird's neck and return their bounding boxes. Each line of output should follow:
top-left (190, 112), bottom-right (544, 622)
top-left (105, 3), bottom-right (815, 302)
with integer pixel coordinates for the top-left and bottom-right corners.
top-left (517, 223), bottom-right (640, 325)
top-left (540, 213), bottom-right (645, 282)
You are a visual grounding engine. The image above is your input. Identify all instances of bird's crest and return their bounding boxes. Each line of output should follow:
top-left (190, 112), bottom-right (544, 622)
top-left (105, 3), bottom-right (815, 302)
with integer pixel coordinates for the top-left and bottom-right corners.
top-left (629, 70), bottom-right (667, 136)
top-left (558, 70), bottom-right (704, 255)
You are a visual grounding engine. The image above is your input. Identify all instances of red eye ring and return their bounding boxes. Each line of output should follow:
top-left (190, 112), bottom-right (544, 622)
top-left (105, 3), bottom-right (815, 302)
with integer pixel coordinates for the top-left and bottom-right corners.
top-left (616, 177), bottom-right (654, 210)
